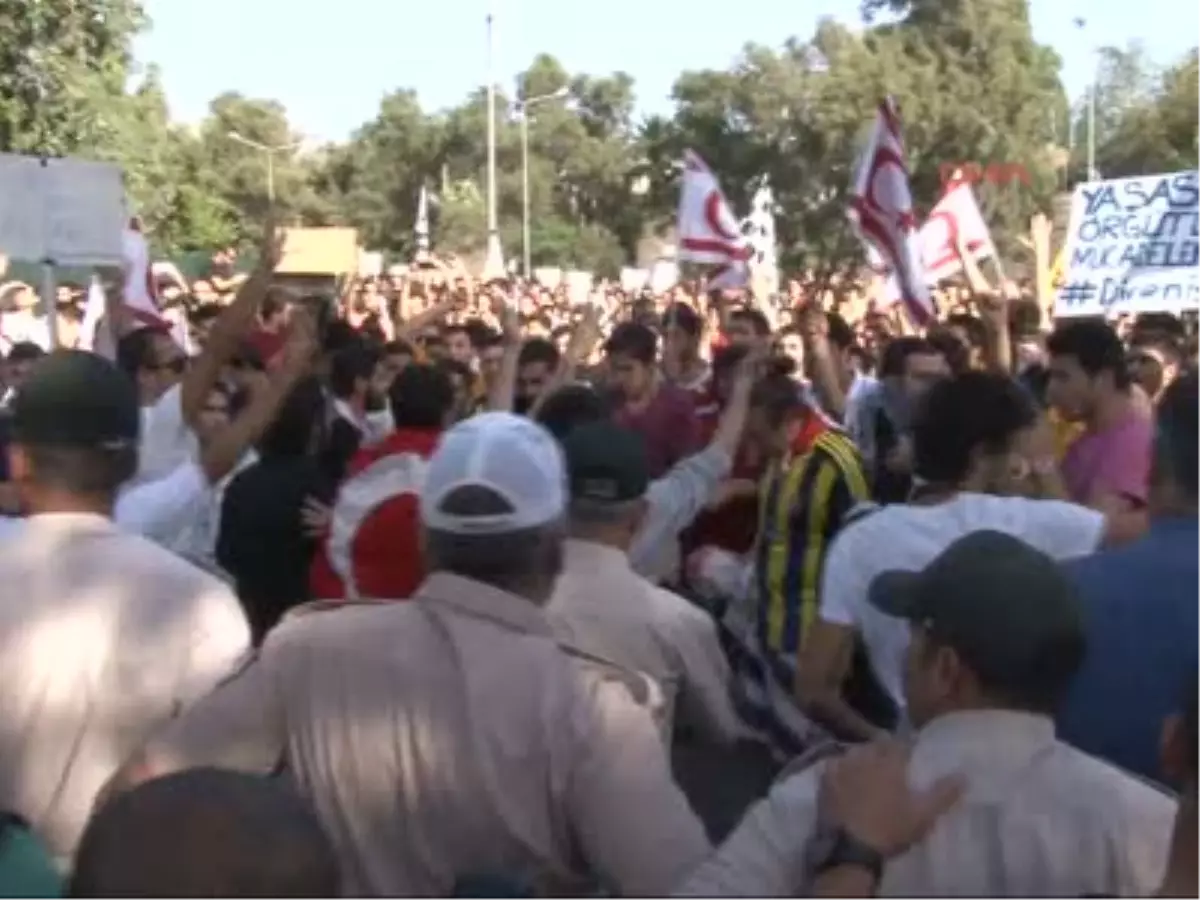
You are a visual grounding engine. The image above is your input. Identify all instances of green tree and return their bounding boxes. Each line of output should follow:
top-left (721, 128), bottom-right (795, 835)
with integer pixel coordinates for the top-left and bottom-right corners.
top-left (0, 0), bottom-right (145, 154)
top-left (314, 89), bottom-right (447, 255)
top-left (194, 92), bottom-right (321, 243)
top-left (662, 2), bottom-right (1066, 276)
top-left (1083, 46), bottom-right (1199, 178)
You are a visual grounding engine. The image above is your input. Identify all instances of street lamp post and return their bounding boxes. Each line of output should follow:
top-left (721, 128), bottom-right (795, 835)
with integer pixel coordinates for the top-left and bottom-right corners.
top-left (1075, 17), bottom-right (1099, 181)
top-left (483, 5), bottom-right (504, 278)
top-left (228, 131), bottom-right (302, 205)
top-left (518, 86), bottom-right (570, 278)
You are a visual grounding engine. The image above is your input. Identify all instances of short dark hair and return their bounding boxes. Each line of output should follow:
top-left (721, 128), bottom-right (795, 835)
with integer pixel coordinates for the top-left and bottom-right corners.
top-left (879, 336), bottom-right (939, 379)
top-left (711, 344), bottom-right (750, 381)
top-left (382, 338), bottom-right (415, 357)
top-left (70, 769), bottom-right (338, 898)
top-left (321, 320), bottom-right (361, 357)
top-left (663, 302), bottom-right (702, 339)
top-left (389, 364), bottom-right (455, 429)
top-left (750, 371), bottom-right (804, 429)
top-left (328, 344), bottom-right (380, 399)
top-left (259, 289), bottom-right (289, 322)
top-left (729, 307), bottom-right (771, 337)
top-left (912, 371), bottom-right (1039, 484)
top-left (257, 376), bottom-right (327, 460)
top-left (945, 313), bottom-right (988, 350)
top-left (21, 444), bottom-right (137, 496)
top-left (826, 312), bottom-right (856, 351)
top-left (1046, 319), bottom-right (1131, 389)
top-left (422, 485), bottom-right (561, 594)
top-left (436, 357), bottom-right (472, 381)
top-left (115, 328), bottom-right (168, 380)
top-left (604, 322), bottom-right (657, 365)
top-left (920, 624), bottom-right (1085, 717)
top-left (518, 338), bottom-right (561, 370)
top-left (535, 384), bottom-right (611, 441)
top-left (926, 327), bottom-right (972, 375)
top-left (1154, 369), bottom-right (1198, 500)
top-left (6, 341), bottom-right (46, 364)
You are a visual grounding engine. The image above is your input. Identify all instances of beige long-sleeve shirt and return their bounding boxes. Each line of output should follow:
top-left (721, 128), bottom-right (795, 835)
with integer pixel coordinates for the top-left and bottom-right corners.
top-left (0, 512), bottom-right (250, 863)
top-left (135, 571), bottom-right (710, 896)
top-left (679, 710), bottom-right (1175, 897)
top-left (548, 538), bottom-right (745, 746)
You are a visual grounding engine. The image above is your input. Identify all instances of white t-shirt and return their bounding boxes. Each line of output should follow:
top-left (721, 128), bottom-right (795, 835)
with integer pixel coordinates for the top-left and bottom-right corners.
top-left (819, 493), bottom-right (1107, 713)
top-left (133, 384), bottom-right (198, 487)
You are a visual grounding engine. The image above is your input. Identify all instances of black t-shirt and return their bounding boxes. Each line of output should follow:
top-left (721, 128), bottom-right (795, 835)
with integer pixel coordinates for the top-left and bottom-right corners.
top-left (217, 456), bottom-right (335, 647)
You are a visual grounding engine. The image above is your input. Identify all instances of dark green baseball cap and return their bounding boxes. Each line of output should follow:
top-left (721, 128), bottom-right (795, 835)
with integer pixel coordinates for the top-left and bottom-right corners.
top-left (561, 421), bottom-right (649, 504)
top-left (9, 350), bottom-right (140, 450)
top-left (868, 530), bottom-right (1085, 685)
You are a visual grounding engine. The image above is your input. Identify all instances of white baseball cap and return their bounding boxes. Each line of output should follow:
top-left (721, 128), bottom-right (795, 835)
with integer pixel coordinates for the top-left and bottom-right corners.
top-left (420, 412), bottom-right (567, 535)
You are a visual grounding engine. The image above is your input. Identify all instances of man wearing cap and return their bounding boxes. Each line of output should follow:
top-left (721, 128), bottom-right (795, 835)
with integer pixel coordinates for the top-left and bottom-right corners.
top-left (0, 351), bottom-right (250, 867)
top-left (680, 531), bottom-right (1175, 896)
top-left (548, 421), bottom-right (743, 747)
top-left (107, 412), bottom-right (710, 896)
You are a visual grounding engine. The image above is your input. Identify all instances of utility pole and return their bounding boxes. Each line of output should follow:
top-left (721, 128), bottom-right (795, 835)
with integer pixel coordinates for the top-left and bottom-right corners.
top-left (482, 2), bottom-right (504, 278)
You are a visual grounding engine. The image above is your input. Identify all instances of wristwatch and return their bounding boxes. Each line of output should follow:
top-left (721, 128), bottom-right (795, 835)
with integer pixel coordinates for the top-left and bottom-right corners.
top-left (805, 824), bottom-right (886, 881)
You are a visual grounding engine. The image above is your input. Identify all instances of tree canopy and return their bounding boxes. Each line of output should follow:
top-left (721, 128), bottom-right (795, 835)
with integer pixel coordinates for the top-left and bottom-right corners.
top-left (1, 0), bottom-right (1195, 273)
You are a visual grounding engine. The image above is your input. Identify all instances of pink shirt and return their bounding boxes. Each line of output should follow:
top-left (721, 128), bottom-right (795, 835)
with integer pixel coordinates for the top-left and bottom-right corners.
top-left (1061, 411), bottom-right (1153, 506)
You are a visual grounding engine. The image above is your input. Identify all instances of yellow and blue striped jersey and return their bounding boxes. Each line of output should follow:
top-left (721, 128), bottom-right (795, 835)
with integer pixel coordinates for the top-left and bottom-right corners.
top-left (754, 429), bottom-right (871, 674)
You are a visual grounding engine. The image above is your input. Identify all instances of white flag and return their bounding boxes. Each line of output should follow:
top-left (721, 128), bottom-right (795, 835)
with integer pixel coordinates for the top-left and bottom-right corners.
top-left (742, 178), bottom-right (779, 297)
top-left (848, 99), bottom-right (934, 326)
top-left (121, 224), bottom-right (169, 330)
top-left (78, 275), bottom-right (107, 353)
top-left (677, 150), bottom-right (752, 268)
top-left (415, 185), bottom-right (430, 253)
top-left (919, 178), bottom-right (996, 284)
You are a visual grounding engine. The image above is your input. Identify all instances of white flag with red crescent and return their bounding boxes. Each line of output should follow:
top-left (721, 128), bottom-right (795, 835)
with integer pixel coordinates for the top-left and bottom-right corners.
top-left (848, 99), bottom-right (934, 326)
top-left (122, 220), bottom-right (169, 330)
top-left (678, 150), bottom-right (752, 268)
top-left (919, 178), bottom-right (996, 284)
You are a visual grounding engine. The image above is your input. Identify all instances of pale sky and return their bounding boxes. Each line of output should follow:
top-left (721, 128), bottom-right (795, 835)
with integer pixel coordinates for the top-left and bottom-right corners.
top-left (134, 0), bottom-right (1199, 144)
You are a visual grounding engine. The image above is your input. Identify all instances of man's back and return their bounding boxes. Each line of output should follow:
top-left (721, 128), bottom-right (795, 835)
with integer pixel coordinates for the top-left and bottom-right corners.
top-left (1058, 516), bottom-right (1200, 782)
top-left (142, 572), bottom-right (708, 896)
top-left (0, 512), bottom-right (249, 861)
top-left (682, 711), bottom-right (1175, 896)
top-left (548, 539), bottom-right (742, 745)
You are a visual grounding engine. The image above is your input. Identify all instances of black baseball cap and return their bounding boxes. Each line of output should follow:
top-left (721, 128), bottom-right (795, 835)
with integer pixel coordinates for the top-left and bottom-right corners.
top-left (9, 350), bottom-right (140, 450)
top-left (561, 422), bottom-right (649, 504)
top-left (868, 530), bottom-right (1085, 685)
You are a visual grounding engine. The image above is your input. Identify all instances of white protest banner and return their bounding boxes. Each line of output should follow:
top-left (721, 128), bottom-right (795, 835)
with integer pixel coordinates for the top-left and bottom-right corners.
top-left (565, 270), bottom-right (593, 305)
top-left (620, 267), bottom-right (648, 292)
top-left (1056, 171), bottom-right (1199, 318)
top-left (648, 259), bottom-right (679, 295)
top-left (0, 153), bottom-right (125, 265)
top-left (358, 250), bottom-right (383, 276)
top-left (533, 267), bottom-right (562, 290)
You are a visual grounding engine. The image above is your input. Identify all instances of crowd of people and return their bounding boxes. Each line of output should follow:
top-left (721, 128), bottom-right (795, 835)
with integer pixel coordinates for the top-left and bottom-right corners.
top-left (0, 228), bottom-right (1195, 897)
